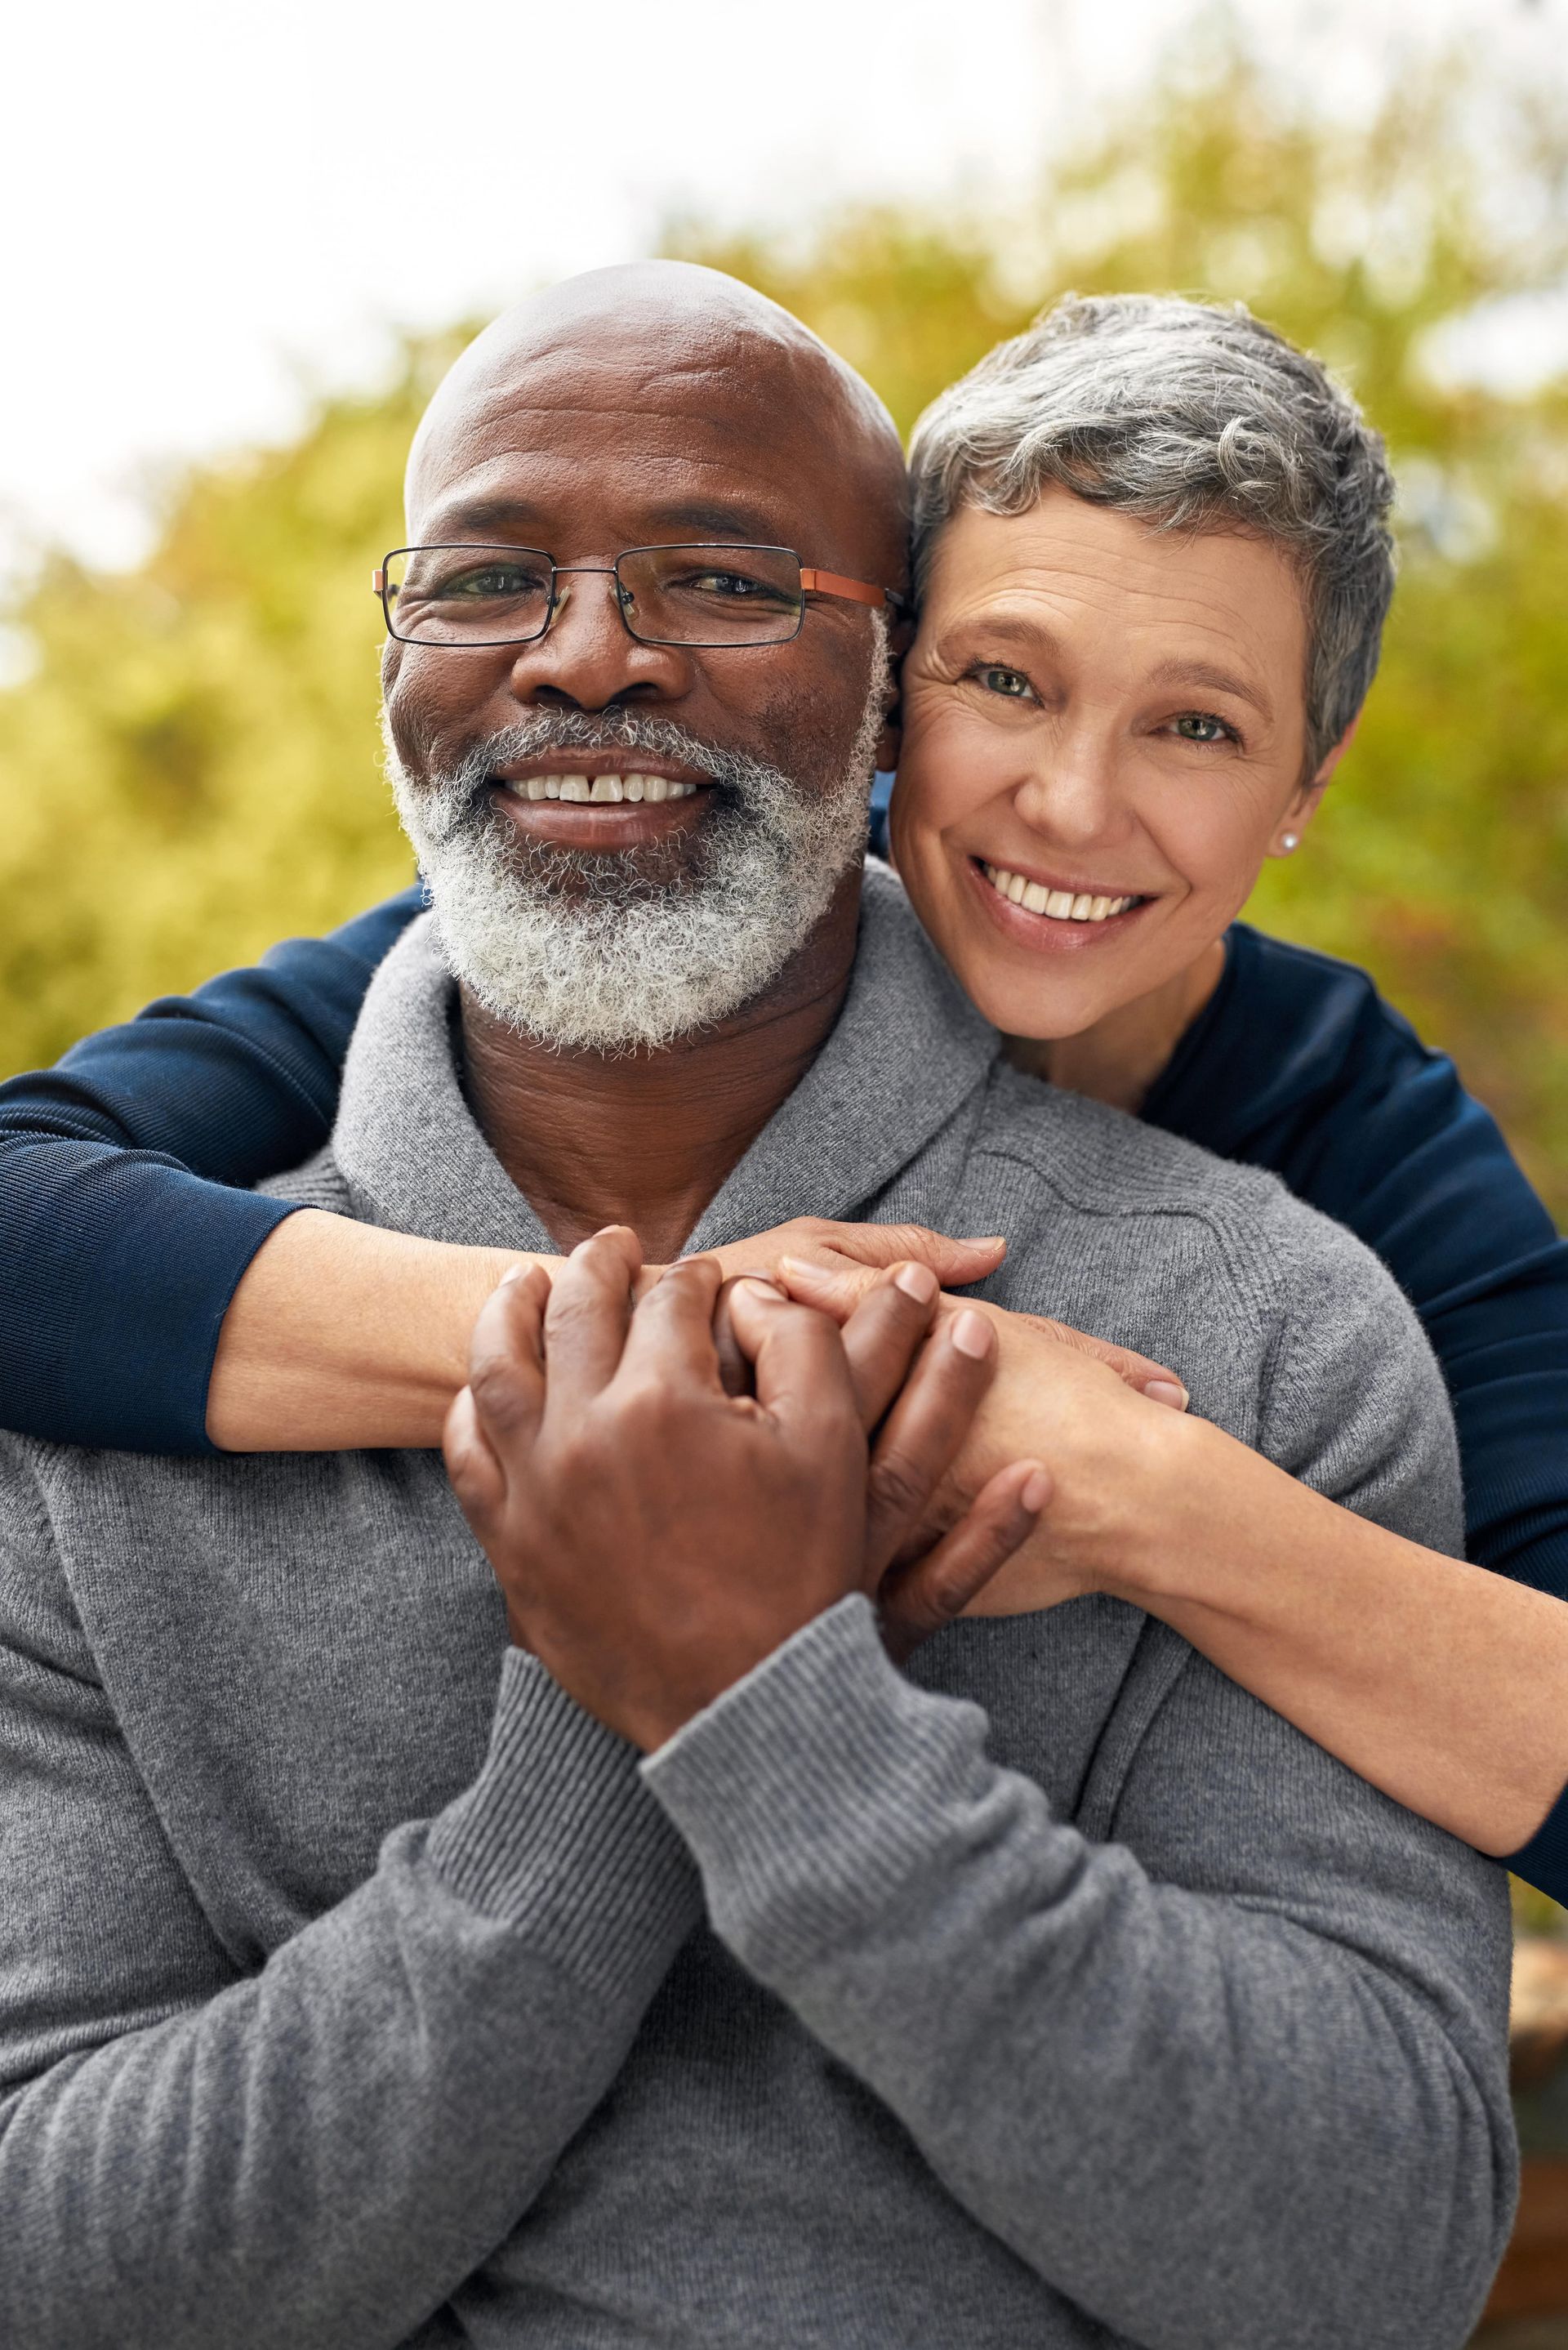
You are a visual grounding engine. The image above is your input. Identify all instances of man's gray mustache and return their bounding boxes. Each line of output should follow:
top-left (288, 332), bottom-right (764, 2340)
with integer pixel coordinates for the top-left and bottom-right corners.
top-left (411, 716), bottom-right (774, 848)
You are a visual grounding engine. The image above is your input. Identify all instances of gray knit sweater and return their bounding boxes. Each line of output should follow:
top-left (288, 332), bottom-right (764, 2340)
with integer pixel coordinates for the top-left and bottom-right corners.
top-left (0, 867), bottom-right (1514, 2349)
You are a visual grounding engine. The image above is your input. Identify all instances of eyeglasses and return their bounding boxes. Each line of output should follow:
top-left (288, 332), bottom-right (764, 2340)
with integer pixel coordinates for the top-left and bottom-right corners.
top-left (373, 542), bottom-right (905, 650)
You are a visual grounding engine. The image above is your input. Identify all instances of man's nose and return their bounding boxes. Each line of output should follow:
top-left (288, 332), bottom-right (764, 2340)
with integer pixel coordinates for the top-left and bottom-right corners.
top-left (506, 570), bottom-right (688, 710)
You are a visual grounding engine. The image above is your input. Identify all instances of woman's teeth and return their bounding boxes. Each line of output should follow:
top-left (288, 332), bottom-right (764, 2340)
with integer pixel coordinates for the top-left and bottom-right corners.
top-left (982, 864), bottom-right (1138, 924)
top-left (514, 774), bottom-right (698, 804)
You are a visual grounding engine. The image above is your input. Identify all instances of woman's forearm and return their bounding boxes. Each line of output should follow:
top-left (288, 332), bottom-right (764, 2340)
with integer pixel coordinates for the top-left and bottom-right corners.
top-left (207, 1212), bottom-right (534, 1451)
top-left (1106, 1414), bottom-right (1568, 1856)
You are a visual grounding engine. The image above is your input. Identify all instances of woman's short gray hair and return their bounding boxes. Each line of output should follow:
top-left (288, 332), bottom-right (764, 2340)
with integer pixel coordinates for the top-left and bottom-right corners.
top-left (908, 294), bottom-right (1396, 772)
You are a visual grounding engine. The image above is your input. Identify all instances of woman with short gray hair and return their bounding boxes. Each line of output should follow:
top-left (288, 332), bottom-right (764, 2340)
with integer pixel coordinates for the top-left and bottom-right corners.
top-left (857, 289), bottom-right (1568, 1893)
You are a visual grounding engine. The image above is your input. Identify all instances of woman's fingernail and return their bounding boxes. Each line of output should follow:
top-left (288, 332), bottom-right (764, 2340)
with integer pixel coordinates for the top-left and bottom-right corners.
top-left (1143, 1379), bottom-right (1189, 1411)
top-left (736, 1277), bottom-right (782, 1302)
top-left (1020, 1467), bottom-right (1052, 1513)
top-left (951, 1309), bottom-right (992, 1359)
top-left (894, 1262), bottom-right (938, 1304)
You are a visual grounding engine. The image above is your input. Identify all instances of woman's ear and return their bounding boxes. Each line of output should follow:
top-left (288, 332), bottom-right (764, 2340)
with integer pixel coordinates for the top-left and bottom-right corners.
top-left (1270, 711), bottom-right (1361, 858)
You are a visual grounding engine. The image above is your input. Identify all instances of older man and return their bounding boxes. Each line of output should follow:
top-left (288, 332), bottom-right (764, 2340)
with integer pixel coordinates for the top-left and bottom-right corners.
top-left (0, 263), bottom-right (1513, 2350)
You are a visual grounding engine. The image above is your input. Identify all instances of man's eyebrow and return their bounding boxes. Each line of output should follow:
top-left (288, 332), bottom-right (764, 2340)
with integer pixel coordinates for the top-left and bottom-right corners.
top-left (644, 499), bottom-right (793, 546)
top-left (1144, 658), bottom-right (1275, 720)
top-left (423, 497), bottom-right (549, 542)
top-left (417, 497), bottom-right (794, 548)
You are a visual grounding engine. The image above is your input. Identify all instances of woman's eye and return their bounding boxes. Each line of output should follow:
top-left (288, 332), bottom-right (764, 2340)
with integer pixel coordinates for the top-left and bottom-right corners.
top-left (1170, 711), bottom-right (1236, 745)
top-left (975, 665), bottom-right (1034, 700)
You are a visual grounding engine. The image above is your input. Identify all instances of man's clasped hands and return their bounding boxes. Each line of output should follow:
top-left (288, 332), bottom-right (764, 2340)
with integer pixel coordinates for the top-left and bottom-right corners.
top-left (444, 1224), bottom-right (1187, 1752)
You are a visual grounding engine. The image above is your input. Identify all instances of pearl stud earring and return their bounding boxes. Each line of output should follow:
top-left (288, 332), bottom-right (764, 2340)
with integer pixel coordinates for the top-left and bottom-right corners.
top-left (1280, 832), bottom-right (1299, 853)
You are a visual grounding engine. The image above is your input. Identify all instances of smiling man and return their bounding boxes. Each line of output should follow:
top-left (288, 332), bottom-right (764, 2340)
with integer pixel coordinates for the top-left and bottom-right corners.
top-left (0, 263), bottom-right (1515, 2350)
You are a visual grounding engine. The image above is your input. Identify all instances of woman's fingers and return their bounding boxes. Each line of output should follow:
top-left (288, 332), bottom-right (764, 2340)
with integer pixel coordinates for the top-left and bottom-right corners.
top-left (808, 1223), bottom-right (1007, 1285)
top-left (1019, 1313), bottom-right (1188, 1410)
top-left (776, 1253), bottom-right (878, 1322)
top-left (879, 1460), bottom-right (1052, 1664)
top-left (781, 1259), bottom-right (1190, 1412)
top-left (862, 1307), bottom-right (998, 1579)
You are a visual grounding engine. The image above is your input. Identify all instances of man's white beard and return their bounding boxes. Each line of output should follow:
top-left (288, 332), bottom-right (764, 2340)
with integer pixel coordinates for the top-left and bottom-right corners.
top-left (385, 633), bottom-right (888, 1055)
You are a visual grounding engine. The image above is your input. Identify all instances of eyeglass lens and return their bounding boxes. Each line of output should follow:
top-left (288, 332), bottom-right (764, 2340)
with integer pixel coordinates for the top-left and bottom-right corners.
top-left (382, 544), bottom-right (806, 648)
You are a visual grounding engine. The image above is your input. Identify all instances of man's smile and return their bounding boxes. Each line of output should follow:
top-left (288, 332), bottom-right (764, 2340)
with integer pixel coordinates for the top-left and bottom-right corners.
top-left (490, 756), bottom-right (712, 849)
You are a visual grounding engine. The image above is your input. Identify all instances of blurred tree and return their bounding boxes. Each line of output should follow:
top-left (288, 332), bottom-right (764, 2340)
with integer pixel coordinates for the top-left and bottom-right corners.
top-left (2, 27), bottom-right (1566, 1216)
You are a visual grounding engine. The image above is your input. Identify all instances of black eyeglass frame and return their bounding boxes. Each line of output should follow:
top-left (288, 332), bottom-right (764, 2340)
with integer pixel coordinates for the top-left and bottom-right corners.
top-left (372, 542), bottom-right (907, 650)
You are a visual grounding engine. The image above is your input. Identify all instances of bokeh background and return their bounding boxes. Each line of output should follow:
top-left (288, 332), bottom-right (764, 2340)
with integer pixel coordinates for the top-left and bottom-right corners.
top-left (6, 2), bottom-right (1568, 2331)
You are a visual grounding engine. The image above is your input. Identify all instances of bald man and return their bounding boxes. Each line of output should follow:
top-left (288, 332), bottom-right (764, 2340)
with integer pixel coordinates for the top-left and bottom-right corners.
top-left (0, 264), bottom-right (1512, 2350)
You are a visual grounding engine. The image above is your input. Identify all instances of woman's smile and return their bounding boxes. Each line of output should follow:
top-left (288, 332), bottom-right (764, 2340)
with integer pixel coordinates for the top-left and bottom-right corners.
top-left (966, 854), bottom-right (1149, 949)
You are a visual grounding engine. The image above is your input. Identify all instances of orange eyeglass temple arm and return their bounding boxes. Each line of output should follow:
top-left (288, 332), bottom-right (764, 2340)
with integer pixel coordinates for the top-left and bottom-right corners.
top-left (799, 569), bottom-right (899, 608)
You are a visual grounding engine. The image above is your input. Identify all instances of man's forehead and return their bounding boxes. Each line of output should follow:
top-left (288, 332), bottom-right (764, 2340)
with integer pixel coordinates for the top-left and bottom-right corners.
top-left (413, 341), bottom-right (841, 524)
top-left (404, 265), bottom-right (910, 574)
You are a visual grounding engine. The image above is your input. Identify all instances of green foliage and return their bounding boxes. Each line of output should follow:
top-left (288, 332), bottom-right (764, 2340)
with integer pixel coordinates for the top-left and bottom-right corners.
top-left (2, 37), bottom-right (1566, 1220)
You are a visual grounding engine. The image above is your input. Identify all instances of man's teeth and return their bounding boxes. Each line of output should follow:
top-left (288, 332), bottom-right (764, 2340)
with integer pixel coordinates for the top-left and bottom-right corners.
top-left (982, 865), bottom-right (1138, 923)
top-left (517, 773), bottom-right (698, 804)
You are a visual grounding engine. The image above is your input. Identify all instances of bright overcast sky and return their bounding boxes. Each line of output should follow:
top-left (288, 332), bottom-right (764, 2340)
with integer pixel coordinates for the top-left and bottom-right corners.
top-left (2, 0), bottom-right (1562, 586)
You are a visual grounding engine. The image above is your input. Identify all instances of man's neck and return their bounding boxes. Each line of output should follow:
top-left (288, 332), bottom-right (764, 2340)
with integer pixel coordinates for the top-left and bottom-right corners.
top-left (459, 872), bottom-right (862, 1262)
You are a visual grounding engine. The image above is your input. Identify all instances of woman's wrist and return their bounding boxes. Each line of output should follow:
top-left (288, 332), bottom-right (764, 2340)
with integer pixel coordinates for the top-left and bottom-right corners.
top-left (208, 1215), bottom-right (540, 1450)
top-left (1078, 1403), bottom-right (1233, 1606)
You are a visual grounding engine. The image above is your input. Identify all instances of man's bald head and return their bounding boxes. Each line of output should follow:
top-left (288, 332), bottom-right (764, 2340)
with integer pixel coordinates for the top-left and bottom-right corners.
top-left (405, 261), bottom-right (909, 590)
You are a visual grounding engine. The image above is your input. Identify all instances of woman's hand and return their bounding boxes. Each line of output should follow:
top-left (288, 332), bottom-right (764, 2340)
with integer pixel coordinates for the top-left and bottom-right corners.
top-left (774, 1256), bottom-right (1193, 1616)
top-left (657, 1216), bottom-right (1012, 1298)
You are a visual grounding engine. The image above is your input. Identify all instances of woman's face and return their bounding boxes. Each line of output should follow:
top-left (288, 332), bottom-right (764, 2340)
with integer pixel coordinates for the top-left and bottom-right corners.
top-left (890, 488), bottom-right (1344, 1041)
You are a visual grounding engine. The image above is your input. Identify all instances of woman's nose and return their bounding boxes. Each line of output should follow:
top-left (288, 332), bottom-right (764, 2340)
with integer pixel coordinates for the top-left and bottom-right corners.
top-left (1013, 721), bottom-right (1122, 844)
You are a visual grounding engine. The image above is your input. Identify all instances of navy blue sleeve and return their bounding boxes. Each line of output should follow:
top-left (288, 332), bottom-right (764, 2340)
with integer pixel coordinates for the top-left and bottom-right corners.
top-left (1146, 924), bottom-right (1568, 1902)
top-left (0, 887), bottom-right (424, 1456)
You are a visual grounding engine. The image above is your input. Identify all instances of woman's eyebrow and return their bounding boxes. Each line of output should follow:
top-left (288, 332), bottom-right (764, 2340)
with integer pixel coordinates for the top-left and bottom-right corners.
top-left (1144, 658), bottom-right (1275, 720)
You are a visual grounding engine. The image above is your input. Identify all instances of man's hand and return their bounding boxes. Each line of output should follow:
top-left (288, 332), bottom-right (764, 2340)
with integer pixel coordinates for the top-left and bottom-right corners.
top-left (443, 1229), bottom-right (1048, 1749)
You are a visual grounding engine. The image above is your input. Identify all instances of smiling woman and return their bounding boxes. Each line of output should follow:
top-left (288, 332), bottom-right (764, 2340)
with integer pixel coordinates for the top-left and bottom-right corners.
top-left (891, 294), bottom-right (1380, 1108)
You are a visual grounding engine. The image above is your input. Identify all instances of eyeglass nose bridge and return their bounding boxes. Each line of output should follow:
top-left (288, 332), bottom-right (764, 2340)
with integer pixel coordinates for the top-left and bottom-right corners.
top-left (537, 561), bottom-right (636, 642)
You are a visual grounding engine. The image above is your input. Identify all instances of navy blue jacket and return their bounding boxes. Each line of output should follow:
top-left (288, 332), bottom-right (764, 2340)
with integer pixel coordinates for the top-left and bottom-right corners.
top-left (2, 880), bottom-right (1566, 1897)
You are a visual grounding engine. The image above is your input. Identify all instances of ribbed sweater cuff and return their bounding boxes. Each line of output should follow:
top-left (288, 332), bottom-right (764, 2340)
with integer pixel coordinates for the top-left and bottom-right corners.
top-left (427, 1649), bottom-right (701, 1999)
top-left (640, 1595), bottom-right (988, 1973)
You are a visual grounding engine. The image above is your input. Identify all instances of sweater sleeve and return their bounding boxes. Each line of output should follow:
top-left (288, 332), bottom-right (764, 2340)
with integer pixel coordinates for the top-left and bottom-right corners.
top-left (641, 1225), bottom-right (1517, 2350)
top-left (0, 1460), bottom-right (700, 2349)
top-left (0, 888), bottom-right (423, 1455)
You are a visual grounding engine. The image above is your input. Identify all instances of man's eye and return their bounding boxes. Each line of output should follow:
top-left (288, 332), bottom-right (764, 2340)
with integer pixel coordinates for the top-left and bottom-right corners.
top-left (440, 564), bottom-right (546, 599)
top-left (1171, 712), bottom-right (1236, 745)
top-left (975, 665), bottom-right (1033, 700)
top-left (688, 571), bottom-right (774, 600)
